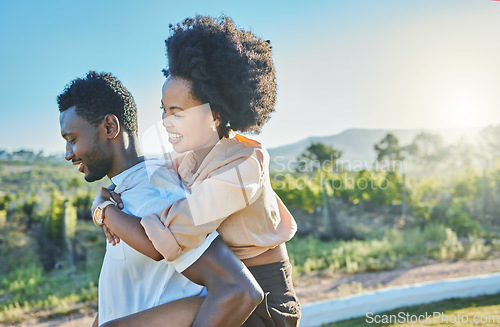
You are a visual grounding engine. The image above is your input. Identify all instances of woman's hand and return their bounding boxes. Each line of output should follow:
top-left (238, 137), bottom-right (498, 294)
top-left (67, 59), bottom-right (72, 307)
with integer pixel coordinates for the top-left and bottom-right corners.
top-left (92, 188), bottom-right (124, 246)
top-left (103, 225), bottom-right (120, 246)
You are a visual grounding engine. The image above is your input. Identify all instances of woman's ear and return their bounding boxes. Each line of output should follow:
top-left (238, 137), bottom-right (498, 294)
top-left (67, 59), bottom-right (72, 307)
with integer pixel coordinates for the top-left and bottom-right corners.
top-left (103, 114), bottom-right (121, 139)
top-left (211, 111), bottom-right (222, 128)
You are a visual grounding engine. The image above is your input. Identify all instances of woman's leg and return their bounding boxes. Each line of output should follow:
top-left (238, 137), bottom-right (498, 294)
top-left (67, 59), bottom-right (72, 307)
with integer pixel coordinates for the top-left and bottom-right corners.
top-left (243, 259), bottom-right (301, 327)
top-left (101, 296), bottom-right (204, 327)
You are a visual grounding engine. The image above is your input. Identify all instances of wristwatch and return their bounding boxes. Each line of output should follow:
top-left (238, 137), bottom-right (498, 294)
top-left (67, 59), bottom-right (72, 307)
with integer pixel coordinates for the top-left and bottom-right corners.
top-left (92, 200), bottom-right (115, 226)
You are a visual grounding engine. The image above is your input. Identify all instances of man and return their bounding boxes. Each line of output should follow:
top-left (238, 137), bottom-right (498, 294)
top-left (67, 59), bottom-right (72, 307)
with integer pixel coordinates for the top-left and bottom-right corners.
top-left (58, 71), bottom-right (263, 327)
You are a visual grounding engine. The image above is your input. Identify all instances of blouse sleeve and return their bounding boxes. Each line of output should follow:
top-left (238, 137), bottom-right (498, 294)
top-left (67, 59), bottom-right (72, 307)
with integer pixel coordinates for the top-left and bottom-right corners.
top-left (141, 150), bottom-right (264, 261)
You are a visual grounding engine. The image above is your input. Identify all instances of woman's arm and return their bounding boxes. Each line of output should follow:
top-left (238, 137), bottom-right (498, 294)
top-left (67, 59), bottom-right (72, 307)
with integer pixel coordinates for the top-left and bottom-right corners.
top-left (93, 188), bottom-right (164, 261)
top-left (141, 154), bottom-right (264, 260)
top-left (105, 206), bottom-right (164, 260)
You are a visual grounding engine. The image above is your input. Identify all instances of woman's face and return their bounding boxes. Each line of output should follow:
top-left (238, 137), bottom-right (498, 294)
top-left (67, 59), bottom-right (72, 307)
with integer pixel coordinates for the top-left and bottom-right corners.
top-left (161, 77), bottom-right (220, 154)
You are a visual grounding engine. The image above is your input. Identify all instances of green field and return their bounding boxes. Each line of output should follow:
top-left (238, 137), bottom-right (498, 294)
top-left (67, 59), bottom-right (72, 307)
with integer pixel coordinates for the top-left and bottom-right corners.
top-left (1, 138), bottom-right (500, 324)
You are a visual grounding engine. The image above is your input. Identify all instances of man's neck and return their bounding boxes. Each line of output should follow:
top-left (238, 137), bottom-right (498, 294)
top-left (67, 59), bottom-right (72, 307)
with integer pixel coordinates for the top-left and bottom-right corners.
top-left (107, 135), bottom-right (144, 178)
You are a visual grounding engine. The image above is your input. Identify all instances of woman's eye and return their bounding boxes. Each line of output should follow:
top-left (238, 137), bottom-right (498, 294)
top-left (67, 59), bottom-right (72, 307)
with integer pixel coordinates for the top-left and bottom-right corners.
top-left (69, 139), bottom-right (76, 145)
top-left (160, 106), bottom-right (182, 118)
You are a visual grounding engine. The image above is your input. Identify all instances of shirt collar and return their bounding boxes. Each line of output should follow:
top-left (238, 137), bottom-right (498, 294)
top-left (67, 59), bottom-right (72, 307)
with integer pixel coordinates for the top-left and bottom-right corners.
top-left (111, 160), bottom-right (146, 193)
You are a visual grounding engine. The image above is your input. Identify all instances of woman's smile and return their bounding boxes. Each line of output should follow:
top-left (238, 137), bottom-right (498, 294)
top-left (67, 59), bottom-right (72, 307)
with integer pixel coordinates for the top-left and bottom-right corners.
top-left (167, 131), bottom-right (183, 144)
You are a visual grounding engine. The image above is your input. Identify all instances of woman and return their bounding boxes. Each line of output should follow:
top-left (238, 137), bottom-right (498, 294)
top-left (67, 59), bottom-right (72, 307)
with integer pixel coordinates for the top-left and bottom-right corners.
top-left (99, 15), bottom-right (300, 326)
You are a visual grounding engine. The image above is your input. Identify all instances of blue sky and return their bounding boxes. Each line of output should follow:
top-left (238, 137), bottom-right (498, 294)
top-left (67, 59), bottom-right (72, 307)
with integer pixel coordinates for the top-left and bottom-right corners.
top-left (1, 0), bottom-right (499, 154)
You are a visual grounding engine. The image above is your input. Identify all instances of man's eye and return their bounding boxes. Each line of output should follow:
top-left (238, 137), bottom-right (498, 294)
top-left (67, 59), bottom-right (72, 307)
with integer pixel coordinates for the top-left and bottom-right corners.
top-left (69, 139), bottom-right (76, 145)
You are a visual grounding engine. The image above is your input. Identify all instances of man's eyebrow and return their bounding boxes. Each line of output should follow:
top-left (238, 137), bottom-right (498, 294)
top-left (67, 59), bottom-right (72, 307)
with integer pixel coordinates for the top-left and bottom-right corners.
top-left (61, 131), bottom-right (73, 139)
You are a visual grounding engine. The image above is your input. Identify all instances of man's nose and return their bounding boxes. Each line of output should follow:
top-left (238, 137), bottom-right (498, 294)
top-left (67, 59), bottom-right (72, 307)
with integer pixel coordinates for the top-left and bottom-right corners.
top-left (65, 144), bottom-right (74, 161)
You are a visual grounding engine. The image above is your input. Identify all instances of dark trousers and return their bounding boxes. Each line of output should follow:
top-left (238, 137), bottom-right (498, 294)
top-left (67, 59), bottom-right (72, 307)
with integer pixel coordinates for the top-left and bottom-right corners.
top-left (242, 259), bottom-right (301, 327)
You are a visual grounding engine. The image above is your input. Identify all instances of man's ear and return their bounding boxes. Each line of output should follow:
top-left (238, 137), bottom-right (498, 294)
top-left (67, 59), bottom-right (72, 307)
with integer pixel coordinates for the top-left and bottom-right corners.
top-left (103, 114), bottom-right (120, 139)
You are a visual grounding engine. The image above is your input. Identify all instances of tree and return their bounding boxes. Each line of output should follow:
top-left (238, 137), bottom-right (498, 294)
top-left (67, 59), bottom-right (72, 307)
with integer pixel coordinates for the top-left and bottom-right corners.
top-left (480, 124), bottom-right (500, 161)
top-left (21, 194), bottom-right (41, 230)
top-left (296, 142), bottom-right (344, 239)
top-left (296, 142), bottom-right (342, 174)
top-left (374, 133), bottom-right (408, 219)
top-left (39, 190), bottom-right (77, 271)
top-left (63, 200), bottom-right (77, 274)
top-left (448, 138), bottom-right (479, 170)
top-left (374, 133), bottom-right (406, 169)
top-left (407, 132), bottom-right (448, 170)
top-left (72, 191), bottom-right (93, 221)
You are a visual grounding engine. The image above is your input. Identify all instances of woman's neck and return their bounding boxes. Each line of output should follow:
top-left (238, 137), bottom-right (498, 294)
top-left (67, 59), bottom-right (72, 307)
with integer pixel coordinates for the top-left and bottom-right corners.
top-left (190, 131), bottom-right (230, 173)
top-left (192, 144), bottom-right (216, 173)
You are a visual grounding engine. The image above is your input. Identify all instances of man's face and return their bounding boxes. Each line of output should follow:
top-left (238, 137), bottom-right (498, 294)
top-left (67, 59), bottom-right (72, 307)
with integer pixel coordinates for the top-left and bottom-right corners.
top-left (60, 106), bottom-right (113, 182)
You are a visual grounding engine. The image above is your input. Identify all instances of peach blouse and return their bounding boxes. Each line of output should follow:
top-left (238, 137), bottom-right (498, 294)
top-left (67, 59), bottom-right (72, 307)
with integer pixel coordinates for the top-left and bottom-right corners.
top-left (140, 131), bottom-right (297, 261)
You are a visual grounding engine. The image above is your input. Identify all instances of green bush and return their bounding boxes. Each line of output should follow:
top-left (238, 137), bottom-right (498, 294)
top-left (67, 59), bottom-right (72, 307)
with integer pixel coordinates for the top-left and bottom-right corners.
top-left (288, 224), bottom-right (458, 275)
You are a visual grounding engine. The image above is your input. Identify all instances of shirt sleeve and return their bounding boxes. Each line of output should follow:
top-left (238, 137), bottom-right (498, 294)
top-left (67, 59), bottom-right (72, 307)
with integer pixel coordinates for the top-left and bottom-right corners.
top-left (170, 231), bottom-right (219, 272)
top-left (141, 151), bottom-right (263, 261)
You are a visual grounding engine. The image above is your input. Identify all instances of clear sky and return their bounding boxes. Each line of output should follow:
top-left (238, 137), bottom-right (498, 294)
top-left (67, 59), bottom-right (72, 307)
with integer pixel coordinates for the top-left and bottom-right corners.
top-left (1, 0), bottom-right (499, 154)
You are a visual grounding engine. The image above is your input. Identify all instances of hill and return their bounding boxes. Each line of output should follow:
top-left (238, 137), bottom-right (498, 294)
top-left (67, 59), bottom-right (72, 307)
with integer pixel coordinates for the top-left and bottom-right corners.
top-left (267, 127), bottom-right (480, 171)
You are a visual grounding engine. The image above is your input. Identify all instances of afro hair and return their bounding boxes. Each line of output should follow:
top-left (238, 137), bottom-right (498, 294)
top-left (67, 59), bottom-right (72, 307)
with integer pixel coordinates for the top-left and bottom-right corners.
top-left (57, 71), bottom-right (138, 136)
top-left (163, 15), bottom-right (277, 137)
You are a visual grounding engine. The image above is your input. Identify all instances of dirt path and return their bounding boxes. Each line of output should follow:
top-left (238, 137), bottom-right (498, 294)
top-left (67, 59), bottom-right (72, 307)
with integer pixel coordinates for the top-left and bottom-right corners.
top-left (7, 258), bottom-right (500, 326)
top-left (6, 312), bottom-right (96, 327)
top-left (295, 257), bottom-right (500, 303)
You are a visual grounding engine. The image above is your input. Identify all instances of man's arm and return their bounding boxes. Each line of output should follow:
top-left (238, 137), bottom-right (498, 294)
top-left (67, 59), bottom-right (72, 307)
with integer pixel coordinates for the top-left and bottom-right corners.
top-left (183, 237), bottom-right (263, 327)
top-left (100, 237), bottom-right (263, 327)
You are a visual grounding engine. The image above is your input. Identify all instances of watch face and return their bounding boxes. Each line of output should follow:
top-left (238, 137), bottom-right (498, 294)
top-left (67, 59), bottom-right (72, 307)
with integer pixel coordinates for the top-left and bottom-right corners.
top-left (93, 200), bottom-right (114, 226)
top-left (93, 207), bottom-right (104, 225)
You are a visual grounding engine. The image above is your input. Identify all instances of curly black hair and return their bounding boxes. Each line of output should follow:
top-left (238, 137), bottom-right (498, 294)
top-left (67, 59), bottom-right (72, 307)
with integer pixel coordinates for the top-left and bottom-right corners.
top-left (163, 15), bottom-right (277, 137)
top-left (57, 71), bottom-right (138, 136)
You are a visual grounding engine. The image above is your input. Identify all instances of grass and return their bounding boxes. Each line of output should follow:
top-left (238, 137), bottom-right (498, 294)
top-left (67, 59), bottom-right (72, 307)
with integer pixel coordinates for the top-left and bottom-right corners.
top-left (287, 223), bottom-right (498, 277)
top-left (328, 293), bottom-right (500, 326)
top-left (1, 219), bottom-right (499, 324)
top-left (0, 222), bottom-right (104, 324)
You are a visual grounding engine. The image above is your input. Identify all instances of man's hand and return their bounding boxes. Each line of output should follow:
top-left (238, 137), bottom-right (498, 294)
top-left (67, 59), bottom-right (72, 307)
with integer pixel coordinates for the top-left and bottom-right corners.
top-left (92, 188), bottom-right (124, 213)
top-left (92, 188), bottom-right (124, 246)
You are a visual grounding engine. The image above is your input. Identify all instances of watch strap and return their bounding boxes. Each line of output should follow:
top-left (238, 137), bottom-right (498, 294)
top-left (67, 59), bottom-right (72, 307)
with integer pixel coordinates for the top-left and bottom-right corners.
top-left (92, 200), bottom-right (115, 226)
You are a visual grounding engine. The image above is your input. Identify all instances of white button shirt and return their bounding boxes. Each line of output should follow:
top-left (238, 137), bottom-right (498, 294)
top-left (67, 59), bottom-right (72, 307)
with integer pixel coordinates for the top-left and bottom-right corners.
top-left (98, 160), bottom-right (218, 326)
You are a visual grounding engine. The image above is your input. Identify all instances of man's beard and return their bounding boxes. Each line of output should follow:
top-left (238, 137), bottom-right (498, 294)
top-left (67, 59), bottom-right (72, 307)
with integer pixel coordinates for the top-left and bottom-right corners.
top-left (84, 158), bottom-right (112, 182)
top-left (84, 138), bottom-right (113, 182)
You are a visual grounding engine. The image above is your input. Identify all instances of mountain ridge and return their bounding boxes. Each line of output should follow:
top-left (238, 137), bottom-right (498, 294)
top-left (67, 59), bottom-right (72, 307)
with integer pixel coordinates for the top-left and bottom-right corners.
top-left (267, 127), bottom-right (481, 171)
